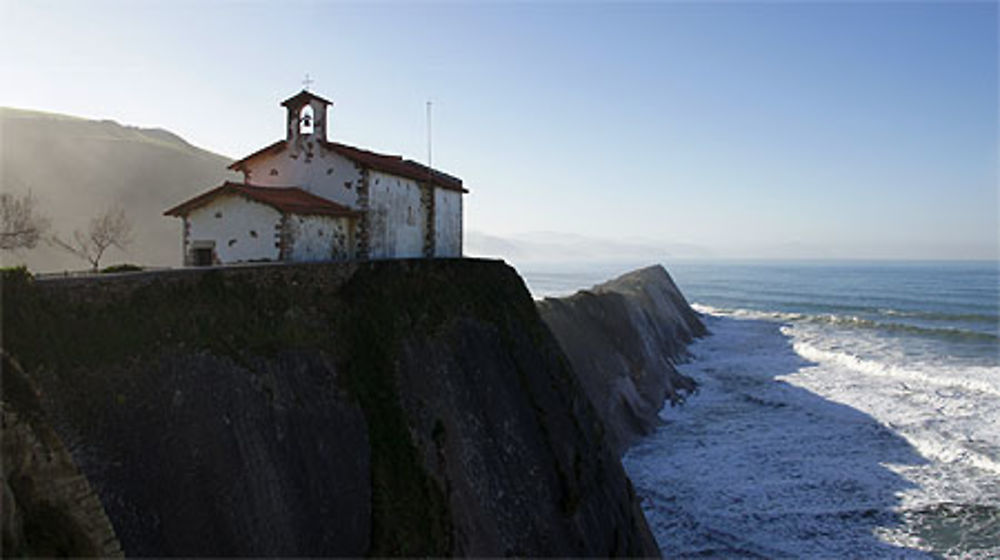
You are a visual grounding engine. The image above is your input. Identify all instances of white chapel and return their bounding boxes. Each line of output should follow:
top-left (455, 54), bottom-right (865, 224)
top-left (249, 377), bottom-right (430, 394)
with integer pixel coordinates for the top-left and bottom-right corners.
top-left (165, 89), bottom-right (466, 266)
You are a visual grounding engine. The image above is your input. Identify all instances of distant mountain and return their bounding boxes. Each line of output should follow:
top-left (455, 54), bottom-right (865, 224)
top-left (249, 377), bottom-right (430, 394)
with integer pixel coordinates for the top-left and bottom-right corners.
top-left (0, 108), bottom-right (238, 271)
top-left (465, 230), bottom-right (715, 266)
top-left (0, 107), bottom-right (716, 272)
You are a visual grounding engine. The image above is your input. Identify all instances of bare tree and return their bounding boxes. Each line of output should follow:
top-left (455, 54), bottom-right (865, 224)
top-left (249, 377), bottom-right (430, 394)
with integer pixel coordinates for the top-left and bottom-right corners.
top-left (53, 205), bottom-right (134, 271)
top-left (0, 191), bottom-right (49, 251)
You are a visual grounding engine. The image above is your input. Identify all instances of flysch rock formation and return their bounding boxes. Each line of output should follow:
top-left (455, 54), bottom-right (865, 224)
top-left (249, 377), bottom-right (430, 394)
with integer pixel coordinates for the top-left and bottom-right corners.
top-left (537, 265), bottom-right (707, 456)
top-left (2, 354), bottom-right (124, 558)
top-left (1, 259), bottom-right (659, 557)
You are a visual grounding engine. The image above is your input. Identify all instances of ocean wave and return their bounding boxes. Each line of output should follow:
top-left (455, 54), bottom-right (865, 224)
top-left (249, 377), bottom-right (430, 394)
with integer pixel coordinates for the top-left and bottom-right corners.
top-left (789, 338), bottom-right (1000, 490)
top-left (632, 300), bottom-right (1000, 559)
top-left (898, 431), bottom-right (1000, 478)
top-left (789, 338), bottom-right (1000, 400)
top-left (879, 308), bottom-right (999, 324)
top-left (691, 303), bottom-right (998, 343)
top-left (759, 300), bottom-right (996, 325)
top-left (692, 303), bottom-right (798, 322)
top-left (804, 314), bottom-right (998, 343)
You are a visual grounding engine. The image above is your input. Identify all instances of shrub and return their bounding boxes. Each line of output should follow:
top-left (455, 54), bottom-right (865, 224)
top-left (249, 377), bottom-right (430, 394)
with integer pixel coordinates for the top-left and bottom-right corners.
top-left (1, 265), bottom-right (32, 281)
top-left (100, 264), bottom-right (143, 274)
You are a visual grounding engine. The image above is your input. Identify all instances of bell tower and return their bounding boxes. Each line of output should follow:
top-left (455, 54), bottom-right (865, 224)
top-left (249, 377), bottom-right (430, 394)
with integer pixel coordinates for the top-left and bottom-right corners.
top-left (281, 89), bottom-right (333, 144)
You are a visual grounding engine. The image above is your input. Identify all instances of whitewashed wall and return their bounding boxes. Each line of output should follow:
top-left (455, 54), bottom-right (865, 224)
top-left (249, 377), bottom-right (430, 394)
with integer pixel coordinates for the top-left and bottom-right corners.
top-left (242, 147), bottom-right (363, 209)
top-left (368, 171), bottom-right (427, 259)
top-left (187, 195), bottom-right (281, 263)
top-left (232, 138), bottom-right (464, 261)
top-left (434, 188), bottom-right (463, 257)
top-left (287, 214), bottom-right (353, 262)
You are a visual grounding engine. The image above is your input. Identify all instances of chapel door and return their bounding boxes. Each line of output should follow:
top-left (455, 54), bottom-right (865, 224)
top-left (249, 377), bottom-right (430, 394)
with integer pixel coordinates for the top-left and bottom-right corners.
top-left (192, 247), bottom-right (214, 266)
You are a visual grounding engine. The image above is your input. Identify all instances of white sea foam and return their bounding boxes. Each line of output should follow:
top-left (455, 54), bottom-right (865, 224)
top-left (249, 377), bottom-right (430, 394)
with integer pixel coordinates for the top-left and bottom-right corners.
top-left (694, 302), bottom-right (807, 324)
top-left (788, 335), bottom-right (1000, 399)
top-left (782, 321), bottom-right (1000, 491)
top-left (694, 303), bottom-right (999, 341)
top-left (624, 306), bottom-right (1000, 558)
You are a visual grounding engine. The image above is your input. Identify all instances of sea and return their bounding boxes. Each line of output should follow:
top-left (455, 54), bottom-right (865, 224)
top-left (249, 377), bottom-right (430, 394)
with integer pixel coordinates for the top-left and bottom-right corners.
top-left (520, 260), bottom-right (999, 559)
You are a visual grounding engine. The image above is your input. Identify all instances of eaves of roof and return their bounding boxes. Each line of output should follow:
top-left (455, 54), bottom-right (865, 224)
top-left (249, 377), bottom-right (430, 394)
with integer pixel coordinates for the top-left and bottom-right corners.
top-left (227, 139), bottom-right (467, 193)
top-left (164, 181), bottom-right (360, 218)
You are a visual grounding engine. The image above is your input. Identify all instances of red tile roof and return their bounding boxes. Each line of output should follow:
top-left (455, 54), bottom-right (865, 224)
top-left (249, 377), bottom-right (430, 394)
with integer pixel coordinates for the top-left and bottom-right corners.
top-left (163, 182), bottom-right (359, 218)
top-left (228, 139), bottom-right (466, 193)
top-left (323, 140), bottom-right (466, 193)
top-left (227, 140), bottom-right (286, 171)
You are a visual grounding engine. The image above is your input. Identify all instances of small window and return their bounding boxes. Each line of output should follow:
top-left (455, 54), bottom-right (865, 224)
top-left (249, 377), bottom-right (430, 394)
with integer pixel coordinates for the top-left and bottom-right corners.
top-left (215, 211), bottom-right (222, 219)
top-left (250, 230), bottom-right (258, 238)
top-left (228, 239), bottom-right (237, 247)
top-left (327, 167), bottom-right (335, 175)
top-left (318, 229), bottom-right (324, 237)
top-left (270, 168), bottom-right (278, 176)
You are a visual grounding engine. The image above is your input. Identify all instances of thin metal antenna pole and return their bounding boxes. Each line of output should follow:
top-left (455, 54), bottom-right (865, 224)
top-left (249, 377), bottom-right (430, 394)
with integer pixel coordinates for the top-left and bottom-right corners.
top-left (426, 100), bottom-right (433, 170)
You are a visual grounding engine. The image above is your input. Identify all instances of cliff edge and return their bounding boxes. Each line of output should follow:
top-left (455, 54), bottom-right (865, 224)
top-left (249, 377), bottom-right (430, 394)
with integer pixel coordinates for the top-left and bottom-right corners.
top-left (537, 265), bottom-right (707, 455)
top-left (1, 260), bottom-right (658, 557)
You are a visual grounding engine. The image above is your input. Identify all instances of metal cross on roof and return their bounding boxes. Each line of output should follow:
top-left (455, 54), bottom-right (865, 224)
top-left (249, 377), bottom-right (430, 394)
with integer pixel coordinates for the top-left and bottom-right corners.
top-left (302, 73), bottom-right (314, 91)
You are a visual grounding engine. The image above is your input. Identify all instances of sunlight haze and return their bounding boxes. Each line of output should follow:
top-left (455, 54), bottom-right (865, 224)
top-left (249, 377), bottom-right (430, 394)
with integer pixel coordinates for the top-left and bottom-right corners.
top-left (1, 1), bottom-right (996, 260)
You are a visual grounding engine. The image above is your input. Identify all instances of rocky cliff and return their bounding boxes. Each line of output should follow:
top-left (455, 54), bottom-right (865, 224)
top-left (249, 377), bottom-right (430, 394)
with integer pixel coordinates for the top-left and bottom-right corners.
top-left (2, 355), bottom-right (123, 558)
top-left (1, 260), bottom-right (658, 557)
top-left (537, 265), bottom-right (707, 456)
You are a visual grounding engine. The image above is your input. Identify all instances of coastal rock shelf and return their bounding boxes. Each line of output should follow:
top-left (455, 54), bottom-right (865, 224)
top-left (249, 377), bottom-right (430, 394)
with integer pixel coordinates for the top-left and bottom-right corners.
top-left (1, 260), bottom-right (658, 557)
top-left (538, 265), bottom-right (707, 455)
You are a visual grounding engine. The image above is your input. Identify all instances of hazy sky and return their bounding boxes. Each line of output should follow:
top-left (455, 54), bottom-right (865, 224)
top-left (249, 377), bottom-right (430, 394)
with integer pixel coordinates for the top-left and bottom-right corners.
top-left (2, 1), bottom-right (996, 259)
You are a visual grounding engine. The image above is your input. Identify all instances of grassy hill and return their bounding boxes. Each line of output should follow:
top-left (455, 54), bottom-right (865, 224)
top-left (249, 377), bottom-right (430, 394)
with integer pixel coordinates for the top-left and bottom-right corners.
top-left (1, 108), bottom-right (238, 271)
